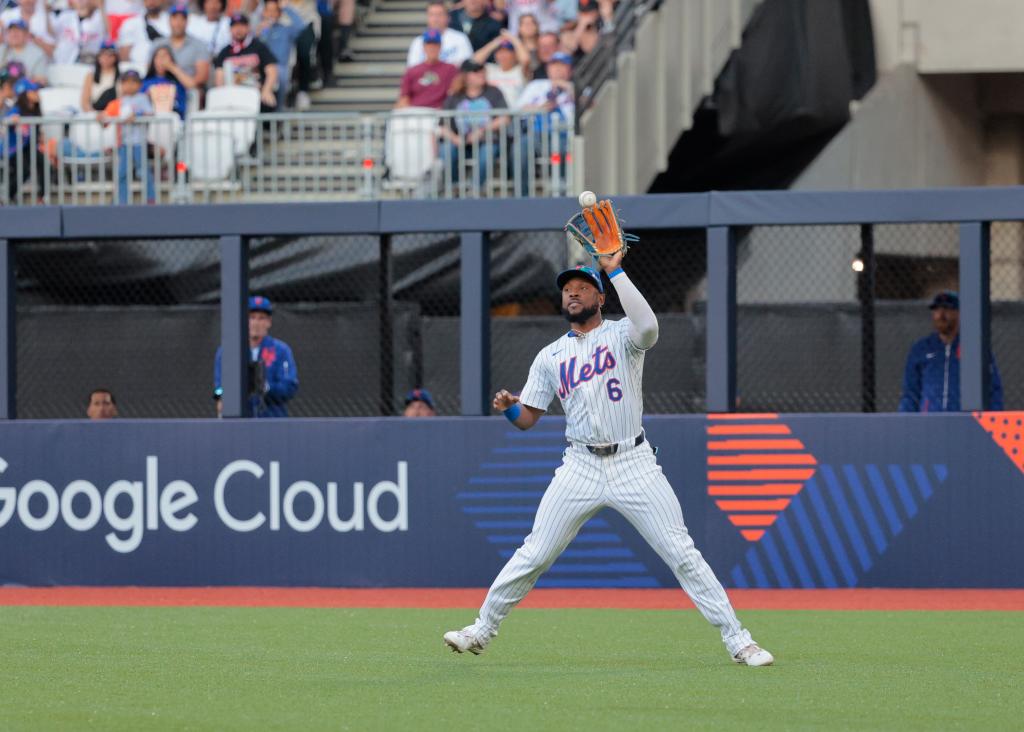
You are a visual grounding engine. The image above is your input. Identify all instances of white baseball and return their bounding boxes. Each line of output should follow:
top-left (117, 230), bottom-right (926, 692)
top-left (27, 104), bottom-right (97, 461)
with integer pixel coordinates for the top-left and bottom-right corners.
top-left (579, 191), bottom-right (597, 208)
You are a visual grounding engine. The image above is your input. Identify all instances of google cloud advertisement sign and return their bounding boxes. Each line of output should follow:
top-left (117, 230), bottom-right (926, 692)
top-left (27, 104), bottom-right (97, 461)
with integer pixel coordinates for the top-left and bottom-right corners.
top-left (0, 419), bottom-right (502, 587)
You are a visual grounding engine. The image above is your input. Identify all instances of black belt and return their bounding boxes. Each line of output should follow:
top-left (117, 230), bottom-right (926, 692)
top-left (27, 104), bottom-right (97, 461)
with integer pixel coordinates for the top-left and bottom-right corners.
top-left (585, 433), bottom-right (645, 457)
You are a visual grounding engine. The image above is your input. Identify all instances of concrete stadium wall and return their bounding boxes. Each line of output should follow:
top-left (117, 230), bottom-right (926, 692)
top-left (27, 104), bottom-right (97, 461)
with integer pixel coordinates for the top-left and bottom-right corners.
top-left (1, 413), bottom-right (1021, 588)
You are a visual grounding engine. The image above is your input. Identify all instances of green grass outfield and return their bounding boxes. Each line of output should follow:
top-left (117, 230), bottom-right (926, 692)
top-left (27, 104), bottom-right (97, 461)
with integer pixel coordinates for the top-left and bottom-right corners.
top-left (1, 607), bottom-right (1021, 731)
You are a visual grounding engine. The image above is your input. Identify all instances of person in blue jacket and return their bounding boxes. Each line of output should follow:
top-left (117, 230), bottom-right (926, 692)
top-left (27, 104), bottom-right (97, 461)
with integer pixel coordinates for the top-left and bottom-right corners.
top-left (214, 295), bottom-right (298, 417)
top-left (898, 290), bottom-right (1002, 412)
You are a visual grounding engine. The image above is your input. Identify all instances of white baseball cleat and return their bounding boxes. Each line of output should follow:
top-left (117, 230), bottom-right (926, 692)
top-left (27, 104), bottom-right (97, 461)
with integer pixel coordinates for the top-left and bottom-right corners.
top-left (733, 643), bottom-right (774, 667)
top-left (443, 626), bottom-right (489, 655)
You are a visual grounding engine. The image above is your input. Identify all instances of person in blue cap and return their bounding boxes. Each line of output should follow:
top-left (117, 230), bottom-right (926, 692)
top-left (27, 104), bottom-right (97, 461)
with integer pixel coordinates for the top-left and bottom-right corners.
top-left (403, 388), bottom-right (436, 417)
top-left (213, 295), bottom-right (299, 417)
top-left (898, 290), bottom-right (1003, 412)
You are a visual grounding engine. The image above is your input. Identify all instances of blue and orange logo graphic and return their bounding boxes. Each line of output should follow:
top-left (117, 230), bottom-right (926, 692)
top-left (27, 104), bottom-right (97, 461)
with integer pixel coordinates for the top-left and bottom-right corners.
top-left (706, 413), bottom-right (818, 542)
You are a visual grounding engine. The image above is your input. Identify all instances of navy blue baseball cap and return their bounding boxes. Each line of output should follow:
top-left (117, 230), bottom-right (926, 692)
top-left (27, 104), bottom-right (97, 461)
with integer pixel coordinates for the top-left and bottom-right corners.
top-left (404, 388), bottom-right (434, 409)
top-left (249, 295), bottom-right (273, 313)
top-left (422, 28), bottom-right (442, 44)
top-left (6, 19), bottom-right (28, 31)
top-left (929, 291), bottom-right (959, 310)
top-left (550, 51), bottom-right (573, 65)
top-left (556, 265), bottom-right (603, 293)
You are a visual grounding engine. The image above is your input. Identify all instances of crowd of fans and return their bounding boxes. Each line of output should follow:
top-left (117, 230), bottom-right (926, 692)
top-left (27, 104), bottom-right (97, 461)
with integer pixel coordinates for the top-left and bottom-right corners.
top-left (394, 0), bottom-right (616, 191)
top-left (0, 0), bottom-right (357, 116)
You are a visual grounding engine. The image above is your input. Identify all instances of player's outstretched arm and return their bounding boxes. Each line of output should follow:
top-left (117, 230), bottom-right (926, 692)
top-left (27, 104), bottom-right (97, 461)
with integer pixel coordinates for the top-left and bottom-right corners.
top-left (599, 250), bottom-right (659, 349)
top-left (493, 389), bottom-right (543, 430)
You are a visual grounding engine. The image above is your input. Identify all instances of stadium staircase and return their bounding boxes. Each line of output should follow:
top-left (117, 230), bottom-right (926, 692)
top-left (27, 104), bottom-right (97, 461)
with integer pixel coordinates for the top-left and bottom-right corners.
top-left (248, 0), bottom-right (414, 199)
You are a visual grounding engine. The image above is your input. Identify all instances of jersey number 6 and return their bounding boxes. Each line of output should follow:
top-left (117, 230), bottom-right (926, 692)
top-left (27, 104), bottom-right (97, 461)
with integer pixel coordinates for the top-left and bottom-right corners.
top-left (607, 378), bottom-right (623, 402)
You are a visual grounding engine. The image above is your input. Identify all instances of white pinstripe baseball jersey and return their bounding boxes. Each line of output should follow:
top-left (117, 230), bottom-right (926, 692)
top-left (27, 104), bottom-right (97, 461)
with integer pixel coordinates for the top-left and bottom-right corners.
top-left (519, 317), bottom-right (647, 445)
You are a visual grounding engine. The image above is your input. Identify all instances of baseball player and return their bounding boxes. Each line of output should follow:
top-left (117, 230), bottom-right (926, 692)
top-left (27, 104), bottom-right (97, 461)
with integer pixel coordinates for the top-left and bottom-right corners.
top-left (443, 240), bottom-right (774, 666)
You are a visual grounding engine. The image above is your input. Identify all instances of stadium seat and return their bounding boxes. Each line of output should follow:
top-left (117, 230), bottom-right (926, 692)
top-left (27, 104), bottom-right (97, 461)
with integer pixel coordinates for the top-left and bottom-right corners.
top-left (384, 107), bottom-right (439, 195)
top-left (188, 110), bottom-right (257, 157)
top-left (206, 86), bottom-right (261, 115)
top-left (46, 63), bottom-right (93, 89)
top-left (38, 87), bottom-right (82, 143)
top-left (147, 112), bottom-right (182, 156)
top-left (183, 128), bottom-right (237, 185)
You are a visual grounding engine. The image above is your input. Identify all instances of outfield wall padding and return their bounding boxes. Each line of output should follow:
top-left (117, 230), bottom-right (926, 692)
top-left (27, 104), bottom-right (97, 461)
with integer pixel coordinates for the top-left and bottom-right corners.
top-left (0, 413), bottom-right (1021, 588)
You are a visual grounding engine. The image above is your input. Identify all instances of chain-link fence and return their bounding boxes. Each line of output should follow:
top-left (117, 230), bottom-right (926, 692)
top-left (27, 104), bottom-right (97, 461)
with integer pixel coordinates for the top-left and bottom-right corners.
top-left (16, 237), bottom-right (220, 419)
top-left (12, 217), bottom-right (1020, 419)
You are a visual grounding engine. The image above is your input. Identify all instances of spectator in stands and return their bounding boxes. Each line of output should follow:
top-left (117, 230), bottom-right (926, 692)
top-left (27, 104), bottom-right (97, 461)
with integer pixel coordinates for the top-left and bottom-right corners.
top-left (505, 0), bottom-right (560, 37)
top-left (118, 0), bottom-right (172, 71)
top-left (52, 0), bottom-right (108, 65)
top-left (86, 388), bottom-right (119, 419)
top-left (99, 69), bottom-right (156, 204)
top-left (516, 12), bottom-right (539, 67)
top-left (473, 30), bottom-right (528, 107)
top-left (515, 50), bottom-right (572, 194)
top-left (188, 0), bottom-right (232, 58)
top-left (106, 0), bottom-right (144, 42)
top-left (530, 31), bottom-right (558, 78)
top-left (395, 29), bottom-right (458, 109)
top-left (81, 40), bottom-right (120, 111)
top-left (254, 0), bottom-right (305, 110)
top-left (449, 0), bottom-right (501, 54)
top-left (214, 13), bottom-right (279, 112)
top-left (403, 388), bottom-right (435, 417)
top-left (143, 45), bottom-right (196, 118)
top-left (552, 0), bottom-right (577, 27)
top-left (406, 0), bottom-right (471, 68)
top-left (153, 5), bottom-right (211, 89)
top-left (898, 291), bottom-right (1003, 412)
top-left (330, 0), bottom-right (356, 67)
top-left (0, 20), bottom-right (49, 84)
top-left (439, 59), bottom-right (507, 186)
top-left (213, 295), bottom-right (299, 418)
top-left (2, 77), bottom-right (44, 204)
top-left (0, 0), bottom-right (56, 59)
top-left (280, 0), bottom-right (318, 111)
top-left (566, 11), bottom-right (599, 64)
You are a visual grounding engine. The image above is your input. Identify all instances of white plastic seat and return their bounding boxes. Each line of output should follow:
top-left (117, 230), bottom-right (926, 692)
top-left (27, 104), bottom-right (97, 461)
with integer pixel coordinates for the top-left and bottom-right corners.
top-left (206, 85), bottom-right (260, 114)
top-left (38, 87), bottom-right (82, 142)
top-left (46, 63), bottom-right (93, 89)
top-left (386, 107), bottom-right (439, 184)
top-left (183, 128), bottom-right (236, 182)
top-left (188, 109), bottom-right (256, 157)
top-left (146, 112), bottom-right (182, 156)
top-left (65, 114), bottom-right (116, 156)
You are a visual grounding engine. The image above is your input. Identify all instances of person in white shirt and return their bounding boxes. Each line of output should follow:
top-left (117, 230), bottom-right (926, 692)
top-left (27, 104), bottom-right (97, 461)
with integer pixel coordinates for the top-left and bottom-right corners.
top-left (514, 51), bottom-right (574, 195)
top-left (505, 0), bottom-right (560, 36)
top-left (405, 0), bottom-right (471, 68)
top-left (0, 0), bottom-right (56, 58)
top-left (187, 0), bottom-right (231, 57)
top-left (473, 30), bottom-right (528, 108)
top-left (52, 0), bottom-right (107, 65)
top-left (105, 0), bottom-right (144, 42)
top-left (117, 0), bottom-right (171, 70)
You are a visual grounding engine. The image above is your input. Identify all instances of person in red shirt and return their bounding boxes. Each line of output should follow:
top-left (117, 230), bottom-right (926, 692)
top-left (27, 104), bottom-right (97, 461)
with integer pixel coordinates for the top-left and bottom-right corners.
top-left (395, 29), bottom-right (459, 109)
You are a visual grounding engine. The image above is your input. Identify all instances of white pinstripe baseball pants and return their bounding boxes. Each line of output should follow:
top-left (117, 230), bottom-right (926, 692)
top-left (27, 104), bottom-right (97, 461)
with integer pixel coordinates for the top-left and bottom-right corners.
top-left (474, 442), bottom-right (755, 656)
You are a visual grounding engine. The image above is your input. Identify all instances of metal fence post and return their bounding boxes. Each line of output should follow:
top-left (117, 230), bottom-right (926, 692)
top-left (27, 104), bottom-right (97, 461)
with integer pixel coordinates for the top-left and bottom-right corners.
top-left (858, 224), bottom-right (876, 413)
top-left (706, 226), bottom-right (736, 412)
top-left (959, 221), bottom-right (991, 411)
top-left (460, 231), bottom-right (490, 416)
top-left (0, 239), bottom-right (14, 419)
top-left (379, 234), bottom-right (394, 416)
top-left (219, 235), bottom-right (249, 418)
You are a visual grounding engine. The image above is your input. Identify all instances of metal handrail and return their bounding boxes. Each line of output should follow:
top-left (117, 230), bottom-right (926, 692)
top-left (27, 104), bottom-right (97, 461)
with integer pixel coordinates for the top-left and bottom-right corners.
top-left (0, 108), bottom-right (576, 205)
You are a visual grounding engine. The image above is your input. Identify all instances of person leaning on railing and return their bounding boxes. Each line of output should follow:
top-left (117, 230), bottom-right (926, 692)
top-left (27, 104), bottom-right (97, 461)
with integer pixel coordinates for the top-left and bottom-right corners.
top-left (513, 49), bottom-right (573, 195)
top-left (438, 59), bottom-right (508, 187)
top-left (2, 77), bottom-right (46, 204)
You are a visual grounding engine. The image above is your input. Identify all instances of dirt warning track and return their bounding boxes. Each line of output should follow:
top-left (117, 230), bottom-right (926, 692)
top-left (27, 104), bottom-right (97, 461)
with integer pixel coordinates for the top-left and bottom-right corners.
top-left (0, 587), bottom-right (1021, 610)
